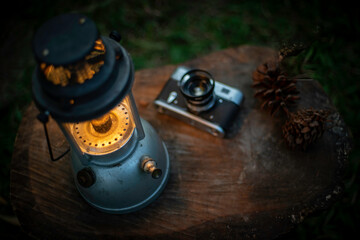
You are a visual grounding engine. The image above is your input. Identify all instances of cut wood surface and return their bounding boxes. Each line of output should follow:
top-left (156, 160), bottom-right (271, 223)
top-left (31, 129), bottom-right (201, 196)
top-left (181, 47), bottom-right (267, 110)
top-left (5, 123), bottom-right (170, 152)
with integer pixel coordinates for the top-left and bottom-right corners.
top-left (10, 45), bottom-right (352, 239)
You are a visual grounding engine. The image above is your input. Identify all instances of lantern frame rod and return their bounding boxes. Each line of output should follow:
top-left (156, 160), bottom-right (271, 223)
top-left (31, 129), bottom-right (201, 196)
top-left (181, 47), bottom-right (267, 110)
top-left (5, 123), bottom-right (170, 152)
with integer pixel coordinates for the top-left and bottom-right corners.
top-left (128, 92), bottom-right (145, 140)
top-left (37, 111), bottom-right (70, 161)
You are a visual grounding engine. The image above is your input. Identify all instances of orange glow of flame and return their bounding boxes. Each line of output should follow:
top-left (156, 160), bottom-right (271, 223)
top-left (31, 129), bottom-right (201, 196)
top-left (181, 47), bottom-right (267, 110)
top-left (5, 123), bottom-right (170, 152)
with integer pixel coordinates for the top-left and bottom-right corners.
top-left (41, 39), bottom-right (105, 86)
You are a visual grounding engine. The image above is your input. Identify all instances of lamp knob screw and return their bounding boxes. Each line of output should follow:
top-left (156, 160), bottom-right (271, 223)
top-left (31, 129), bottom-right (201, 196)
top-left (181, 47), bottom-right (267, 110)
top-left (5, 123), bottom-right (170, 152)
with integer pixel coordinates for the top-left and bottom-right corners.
top-left (77, 167), bottom-right (96, 188)
top-left (42, 48), bottom-right (49, 57)
top-left (79, 17), bottom-right (86, 24)
top-left (109, 30), bottom-right (122, 42)
top-left (141, 156), bottom-right (162, 179)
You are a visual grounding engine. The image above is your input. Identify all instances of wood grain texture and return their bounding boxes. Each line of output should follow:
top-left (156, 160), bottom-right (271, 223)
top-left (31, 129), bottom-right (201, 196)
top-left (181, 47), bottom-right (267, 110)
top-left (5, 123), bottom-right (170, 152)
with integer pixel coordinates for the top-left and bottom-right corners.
top-left (10, 45), bottom-right (352, 240)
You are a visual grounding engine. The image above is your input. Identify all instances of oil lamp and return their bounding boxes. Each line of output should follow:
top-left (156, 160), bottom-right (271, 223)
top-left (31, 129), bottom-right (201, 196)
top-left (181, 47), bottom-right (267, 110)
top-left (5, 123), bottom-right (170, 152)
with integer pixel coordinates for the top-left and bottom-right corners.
top-left (31, 13), bottom-right (170, 214)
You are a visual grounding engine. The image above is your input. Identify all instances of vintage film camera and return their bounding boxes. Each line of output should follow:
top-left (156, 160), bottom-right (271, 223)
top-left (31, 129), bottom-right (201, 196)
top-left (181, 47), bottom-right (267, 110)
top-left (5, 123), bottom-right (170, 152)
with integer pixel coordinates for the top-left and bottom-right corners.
top-left (154, 66), bottom-right (244, 137)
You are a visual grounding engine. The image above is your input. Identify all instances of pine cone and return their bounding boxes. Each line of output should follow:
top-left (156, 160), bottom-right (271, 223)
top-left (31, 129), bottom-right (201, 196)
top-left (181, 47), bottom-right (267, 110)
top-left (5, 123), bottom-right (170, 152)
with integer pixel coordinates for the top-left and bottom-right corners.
top-left (252, 60), bottom-right (299, 116)
top-left (278, 42), bottom-right (307, 60)
top-left (282, 108), bottom-right (330, 150)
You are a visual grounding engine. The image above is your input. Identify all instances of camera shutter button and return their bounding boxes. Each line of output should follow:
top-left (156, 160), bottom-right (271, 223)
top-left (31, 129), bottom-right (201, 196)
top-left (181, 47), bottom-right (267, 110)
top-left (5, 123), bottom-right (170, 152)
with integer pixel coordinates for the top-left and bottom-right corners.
top-left (167, 91), bottom-right (177, 103)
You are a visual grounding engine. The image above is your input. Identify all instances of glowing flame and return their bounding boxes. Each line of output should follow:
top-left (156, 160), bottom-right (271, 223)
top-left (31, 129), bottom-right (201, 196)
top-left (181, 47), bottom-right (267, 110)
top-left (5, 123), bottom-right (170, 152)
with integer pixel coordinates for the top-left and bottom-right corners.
top-left (67, 96), bottom-right (135, 155)
top-left (41, 39), bottom-right (105, 86)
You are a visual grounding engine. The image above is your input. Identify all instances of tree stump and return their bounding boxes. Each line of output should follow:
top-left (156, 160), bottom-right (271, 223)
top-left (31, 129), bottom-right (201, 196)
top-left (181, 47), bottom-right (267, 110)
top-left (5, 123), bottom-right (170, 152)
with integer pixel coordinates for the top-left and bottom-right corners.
top-left (10, 45), bottom-right (352, 239)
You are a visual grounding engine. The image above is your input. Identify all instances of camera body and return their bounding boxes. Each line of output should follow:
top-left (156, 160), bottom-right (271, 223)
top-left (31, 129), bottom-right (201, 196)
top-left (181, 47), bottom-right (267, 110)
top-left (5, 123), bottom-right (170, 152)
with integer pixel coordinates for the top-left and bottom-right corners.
top-left (154, 66), bottom-right (244, 137)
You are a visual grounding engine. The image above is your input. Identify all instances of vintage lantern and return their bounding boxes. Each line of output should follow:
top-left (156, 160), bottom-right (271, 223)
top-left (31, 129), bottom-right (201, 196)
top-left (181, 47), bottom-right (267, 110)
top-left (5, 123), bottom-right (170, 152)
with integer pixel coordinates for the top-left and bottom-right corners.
top-left (31, 13), bottom-right (170, 214)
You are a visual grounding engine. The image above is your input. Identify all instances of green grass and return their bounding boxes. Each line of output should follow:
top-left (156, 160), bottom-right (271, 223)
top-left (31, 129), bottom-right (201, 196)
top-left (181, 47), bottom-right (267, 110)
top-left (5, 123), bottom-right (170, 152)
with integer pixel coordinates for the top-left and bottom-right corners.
top-left (1, 0), bottom-right (359, 239)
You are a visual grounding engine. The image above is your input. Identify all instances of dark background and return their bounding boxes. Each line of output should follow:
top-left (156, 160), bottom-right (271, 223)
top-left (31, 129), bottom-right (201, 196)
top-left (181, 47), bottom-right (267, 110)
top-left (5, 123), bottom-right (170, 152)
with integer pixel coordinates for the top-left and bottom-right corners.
top-left (1, 0), bottom-right (359, 239)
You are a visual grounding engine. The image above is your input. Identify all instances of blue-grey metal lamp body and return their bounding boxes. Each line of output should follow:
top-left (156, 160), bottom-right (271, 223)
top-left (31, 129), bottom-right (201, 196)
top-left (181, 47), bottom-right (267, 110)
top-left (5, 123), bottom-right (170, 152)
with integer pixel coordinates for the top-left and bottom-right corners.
top-left (32, 13), bottom-right (170, 214)
top-left (70, 119), bottom-right (170, 213)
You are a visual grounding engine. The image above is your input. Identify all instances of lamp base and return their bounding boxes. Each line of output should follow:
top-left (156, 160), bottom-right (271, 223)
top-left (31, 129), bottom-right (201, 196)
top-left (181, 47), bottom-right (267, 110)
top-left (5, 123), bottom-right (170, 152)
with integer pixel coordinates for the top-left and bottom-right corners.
top-left (71, 119), bottom-right (170, 214)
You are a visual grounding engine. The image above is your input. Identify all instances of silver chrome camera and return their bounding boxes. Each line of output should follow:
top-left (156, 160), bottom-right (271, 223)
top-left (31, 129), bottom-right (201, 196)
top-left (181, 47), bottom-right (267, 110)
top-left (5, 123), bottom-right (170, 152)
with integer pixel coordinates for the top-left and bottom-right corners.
top-left (154, 66), bottom-right (244, 137)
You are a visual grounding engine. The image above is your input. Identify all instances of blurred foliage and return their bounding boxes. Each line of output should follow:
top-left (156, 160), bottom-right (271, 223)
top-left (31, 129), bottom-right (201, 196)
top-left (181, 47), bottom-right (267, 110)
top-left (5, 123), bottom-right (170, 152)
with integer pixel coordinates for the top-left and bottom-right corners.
top-left (1, 0), bottom-right (359, 239)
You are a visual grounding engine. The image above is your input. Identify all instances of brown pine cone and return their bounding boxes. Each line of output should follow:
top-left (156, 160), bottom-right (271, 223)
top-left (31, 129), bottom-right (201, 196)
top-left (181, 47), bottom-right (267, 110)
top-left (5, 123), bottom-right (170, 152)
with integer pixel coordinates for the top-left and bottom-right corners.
top-left (252, 60), bottom-right (299, 116)
top-left (282, 108), bottom-right (330, 150)
top-left (278, 42), bottom-right (307, 61)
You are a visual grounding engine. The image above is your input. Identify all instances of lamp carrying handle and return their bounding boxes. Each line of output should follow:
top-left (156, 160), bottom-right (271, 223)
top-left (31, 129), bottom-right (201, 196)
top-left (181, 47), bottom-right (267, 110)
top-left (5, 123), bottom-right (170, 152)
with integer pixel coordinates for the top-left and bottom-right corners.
top-left (37, 112), bottom-right (70, 162)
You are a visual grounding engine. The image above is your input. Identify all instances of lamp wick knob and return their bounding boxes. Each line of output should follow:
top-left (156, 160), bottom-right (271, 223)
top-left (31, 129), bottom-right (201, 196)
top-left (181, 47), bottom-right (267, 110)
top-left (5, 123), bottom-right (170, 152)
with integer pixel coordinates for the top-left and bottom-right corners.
top-left (141, 156), bottom-right (162, 179)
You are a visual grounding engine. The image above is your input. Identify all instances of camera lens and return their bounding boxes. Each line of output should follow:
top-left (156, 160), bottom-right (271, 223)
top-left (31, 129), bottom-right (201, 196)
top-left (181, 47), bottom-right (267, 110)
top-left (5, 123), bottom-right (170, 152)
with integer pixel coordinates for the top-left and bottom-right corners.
top-left (179, 69), bottom-right (215, 113)
top-left (185, 78), bottom-right (210, 97)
